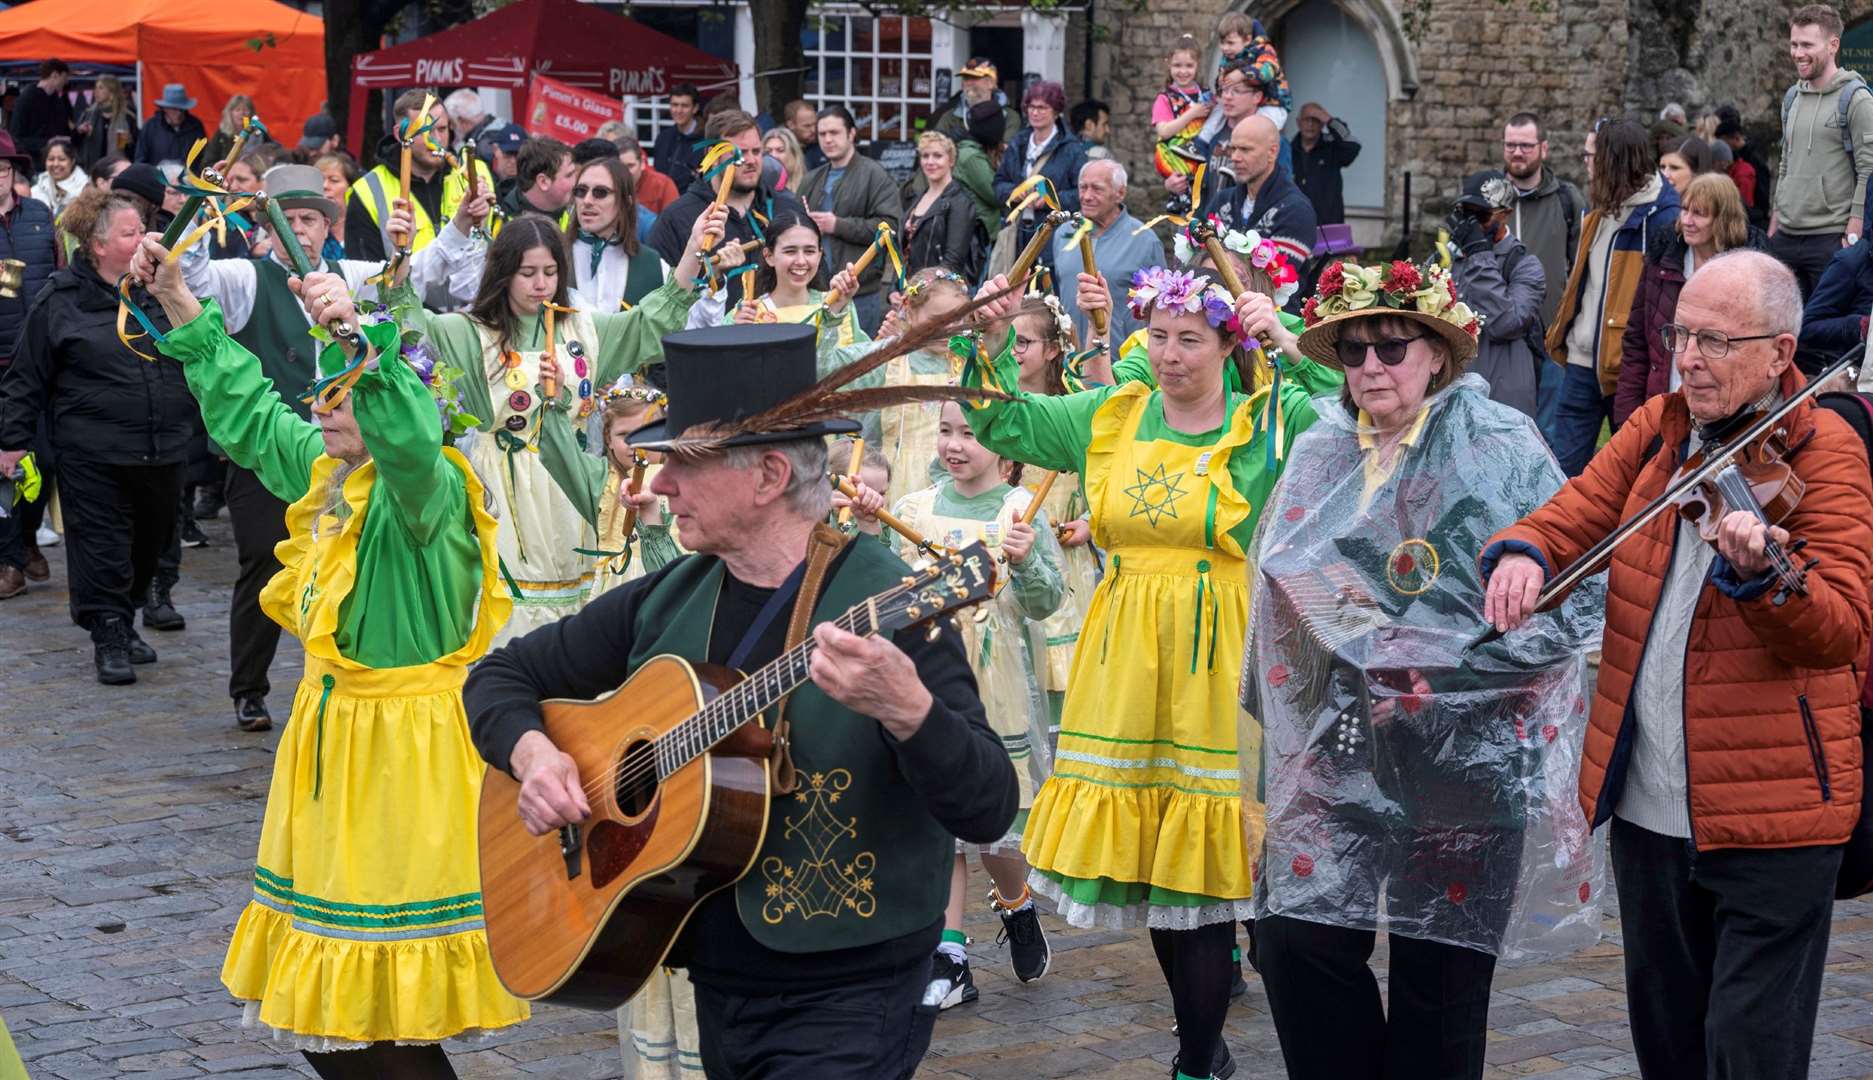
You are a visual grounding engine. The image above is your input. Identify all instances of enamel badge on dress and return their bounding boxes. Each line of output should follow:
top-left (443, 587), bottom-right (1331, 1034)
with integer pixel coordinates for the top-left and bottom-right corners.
top-left (1194, 451), bottom-right (1212, 477)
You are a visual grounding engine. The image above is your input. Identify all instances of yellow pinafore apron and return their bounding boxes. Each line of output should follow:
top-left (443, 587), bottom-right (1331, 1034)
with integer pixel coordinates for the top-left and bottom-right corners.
top-left (221, 452), bottom-right (528, 1047)
top-left (879, 350), bottom-right (956, 507)
top-left (896, 485), bottom-right (1054, 855)
top-left (1022, 391), bottom-right (1261, 928)
top-left (467, 314), bottom-right (598, 642)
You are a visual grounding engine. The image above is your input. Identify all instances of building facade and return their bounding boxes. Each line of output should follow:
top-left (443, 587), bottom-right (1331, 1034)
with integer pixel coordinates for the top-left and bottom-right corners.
top-left (1091, 0), bottom-right (1836, 252)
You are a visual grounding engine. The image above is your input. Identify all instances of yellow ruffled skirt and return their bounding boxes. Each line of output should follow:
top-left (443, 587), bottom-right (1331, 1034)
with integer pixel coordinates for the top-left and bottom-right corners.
top-left (221, 658), bottom-right (528, 1048)
top-left (1023, 546), bottom-right (1261, 930)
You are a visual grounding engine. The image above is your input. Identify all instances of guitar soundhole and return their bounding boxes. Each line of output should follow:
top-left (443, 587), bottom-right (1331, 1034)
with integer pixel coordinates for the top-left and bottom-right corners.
top-left (614, 739), bottom-right (659, 818)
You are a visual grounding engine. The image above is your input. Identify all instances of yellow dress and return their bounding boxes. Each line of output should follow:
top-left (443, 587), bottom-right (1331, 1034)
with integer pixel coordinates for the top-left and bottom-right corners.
top-left (221, 453), bottom-right (528, 1046)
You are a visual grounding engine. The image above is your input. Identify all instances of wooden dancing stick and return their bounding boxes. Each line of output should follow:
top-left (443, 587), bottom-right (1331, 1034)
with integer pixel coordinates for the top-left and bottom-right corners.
top-left (1020, 471), bottom-right (1057, 526)
top-left (1009, 211), bottom-right (1072, 290)
top-left (823, 225), bottom-right (889, 310)
top-left (836, 438), bottom-right (866, 526)
top-left (697, 144), bottom-right (742, 253)
top-left (540, 301), bottom-right (576, 398)
top-left (1073, 220), bottom-right (1108, 339)
top-left (831, 475), bottom-right (937, 552)
top-left (618, 452), bottom-right (650, 539)
top-left (392, 94), bottom-right (437, 255)
top-left (461, 139), bottom-right (480, 202)
top-left (220, 115), bottom-right (257, 178)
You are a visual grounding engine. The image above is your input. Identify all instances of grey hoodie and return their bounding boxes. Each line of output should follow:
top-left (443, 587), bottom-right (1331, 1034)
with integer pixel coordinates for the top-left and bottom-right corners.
top-left (1776, 67), bottom-right (1873, 234)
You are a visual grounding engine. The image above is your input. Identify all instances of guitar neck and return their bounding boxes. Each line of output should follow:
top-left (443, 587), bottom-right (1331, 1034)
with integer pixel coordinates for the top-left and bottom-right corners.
top-left (653, 602), bottom-right (878, 778)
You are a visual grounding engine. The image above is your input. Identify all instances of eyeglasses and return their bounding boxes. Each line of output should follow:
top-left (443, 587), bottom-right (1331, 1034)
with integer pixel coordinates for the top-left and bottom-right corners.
top-left (1659, 323), bottom-right (1779, 359)
top-left (1336, 333), bottom-right (1424, 368)
top-left (1218, 84), bottom-right (1256, 98)
top-left (1014, 334), bottom-right (1041, 352)
top-left (572, 185), bottom-right (614, 200)
top-left (1025, 102), bottom-right (1054, 112)
top-left (1503, 141), bottom-right (1540, 153)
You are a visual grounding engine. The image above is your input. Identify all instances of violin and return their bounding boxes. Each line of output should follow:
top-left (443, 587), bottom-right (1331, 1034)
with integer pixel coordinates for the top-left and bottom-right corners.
top-left (1671, 424), bottom-right (1817, 605)
top-left (1468, 343), bottom-right (1863, 648)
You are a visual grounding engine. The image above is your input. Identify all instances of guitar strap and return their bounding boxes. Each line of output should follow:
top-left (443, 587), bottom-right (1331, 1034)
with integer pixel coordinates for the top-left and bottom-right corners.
top-left (769, 522), bottom-right (852, 795)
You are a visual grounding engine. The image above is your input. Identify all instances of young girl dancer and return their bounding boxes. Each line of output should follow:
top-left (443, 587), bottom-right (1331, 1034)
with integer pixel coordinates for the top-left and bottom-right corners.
top-left (857, 400), bottom-right (1064, 1009)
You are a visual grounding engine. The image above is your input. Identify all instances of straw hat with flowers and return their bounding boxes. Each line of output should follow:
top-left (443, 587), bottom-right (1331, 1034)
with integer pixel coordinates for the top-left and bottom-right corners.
top-left (1295, 259), bottom-right (1481, 369)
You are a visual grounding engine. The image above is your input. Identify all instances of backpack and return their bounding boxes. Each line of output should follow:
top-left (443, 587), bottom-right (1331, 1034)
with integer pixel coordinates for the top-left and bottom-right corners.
top-left (1780, 77), bottom-right (1872, 161)
top-left (1500, 242), bottom-right (1556, 379)
top-left (1811, 390), bottom-right (1873, 899)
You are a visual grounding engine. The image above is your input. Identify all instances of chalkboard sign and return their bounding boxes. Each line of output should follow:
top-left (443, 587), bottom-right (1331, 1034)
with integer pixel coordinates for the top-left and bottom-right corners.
top-left (869, 140), bottom-right (920, 184)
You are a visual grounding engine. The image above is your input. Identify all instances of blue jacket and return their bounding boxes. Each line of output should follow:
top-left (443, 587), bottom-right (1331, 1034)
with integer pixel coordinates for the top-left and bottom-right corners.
top-left (991, 127), bottom-right (1086, 270)
top-left (0, 198), bottom-right (56, 364)
top-left (1206, 165), bottom-right (1319, 267)
top-left (1799, 235), bottom-right (1873, 376)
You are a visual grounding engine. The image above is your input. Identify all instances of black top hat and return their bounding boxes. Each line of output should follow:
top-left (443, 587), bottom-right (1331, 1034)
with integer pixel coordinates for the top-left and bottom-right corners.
top-left (628, 323), bottom-right (861, 451)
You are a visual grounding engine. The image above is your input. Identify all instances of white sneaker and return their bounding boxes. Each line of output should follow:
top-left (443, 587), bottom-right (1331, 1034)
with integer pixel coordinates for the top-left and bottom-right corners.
top-left (34, 526), bottom-right (59, 547)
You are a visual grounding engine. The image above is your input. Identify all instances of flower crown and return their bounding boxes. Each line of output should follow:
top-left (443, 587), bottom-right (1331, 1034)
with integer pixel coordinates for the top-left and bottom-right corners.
top-left (603, 380), bottom-right (668, 408)
top-left (1172, 218), bottom-right (1301, 308)
top-left (1299, 259), bottom-right (1481, 340)
top-left (903, 267), bottom-right (968, 303)
top-left (1127, 267), bottom-right (1240, 337)
top-left (311, 304), bottom-right (481, 444)
top-left (1038, 294), bottom-right (1077, 353)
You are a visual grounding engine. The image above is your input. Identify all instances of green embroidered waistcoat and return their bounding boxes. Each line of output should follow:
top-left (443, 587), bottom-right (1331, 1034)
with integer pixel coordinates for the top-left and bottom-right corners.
top-left (626, 542), bottom-right (954, 954)
top-left (230, 256), bottom-right (343, 424)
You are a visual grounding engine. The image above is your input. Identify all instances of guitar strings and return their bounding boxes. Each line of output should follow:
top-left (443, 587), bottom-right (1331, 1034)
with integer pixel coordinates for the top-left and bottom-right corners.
top-left (573, 574), bottom-right (933, 803)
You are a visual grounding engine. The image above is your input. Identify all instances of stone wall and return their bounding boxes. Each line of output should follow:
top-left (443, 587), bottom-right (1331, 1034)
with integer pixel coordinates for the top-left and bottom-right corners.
top-left (1090, 0), bottom-right (1851, 252)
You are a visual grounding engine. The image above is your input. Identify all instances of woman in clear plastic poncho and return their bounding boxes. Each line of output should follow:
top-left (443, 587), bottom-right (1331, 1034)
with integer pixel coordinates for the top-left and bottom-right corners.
top-left (1241, 260), bottom-right (1605, 1080)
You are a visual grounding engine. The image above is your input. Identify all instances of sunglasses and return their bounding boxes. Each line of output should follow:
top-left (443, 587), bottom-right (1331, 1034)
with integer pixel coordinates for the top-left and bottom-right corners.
top-left (572, 184), bottom-right (614, 200)
top-left (1337, 333), bottom-right (1425, 368)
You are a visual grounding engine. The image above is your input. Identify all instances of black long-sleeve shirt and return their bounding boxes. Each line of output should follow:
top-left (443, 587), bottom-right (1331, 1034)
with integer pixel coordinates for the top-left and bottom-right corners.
top-left (464, 546), bottom-right (1018, 992)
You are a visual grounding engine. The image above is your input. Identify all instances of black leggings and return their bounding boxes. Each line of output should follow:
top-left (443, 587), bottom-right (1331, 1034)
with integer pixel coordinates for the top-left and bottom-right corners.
top-left (1149, 921), bottom-right (1235, 1077)
top-left (302, 1044), bottom-right (456, 1080)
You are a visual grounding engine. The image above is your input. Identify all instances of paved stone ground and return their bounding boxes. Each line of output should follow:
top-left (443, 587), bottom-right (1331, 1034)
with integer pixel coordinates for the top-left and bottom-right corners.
top-left (2, 519), bottom-right (1871, 1079)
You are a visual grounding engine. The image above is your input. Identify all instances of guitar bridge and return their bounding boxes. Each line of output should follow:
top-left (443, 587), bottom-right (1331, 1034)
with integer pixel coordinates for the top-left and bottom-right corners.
top-left (559, 823), bottom-right (583, 880)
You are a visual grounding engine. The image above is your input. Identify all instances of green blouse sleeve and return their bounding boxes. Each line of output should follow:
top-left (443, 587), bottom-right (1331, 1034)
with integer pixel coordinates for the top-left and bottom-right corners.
top-left (349, 340), bottom-right (461, 545)
top-left (1007, 506), bottom-right (1065, 621)
top-left (1220, 384), bottom-right (1320, 550)
top-left (590, 279), bottom-right (701, 387)
top-left (637, 523), bottom-right (682, 572)
top-left (157, 300), bottom-right (320, 504)
top-left (535, 403), bottom-right (608, 528)
top-left (960, 330), bottom-right (1114, 476)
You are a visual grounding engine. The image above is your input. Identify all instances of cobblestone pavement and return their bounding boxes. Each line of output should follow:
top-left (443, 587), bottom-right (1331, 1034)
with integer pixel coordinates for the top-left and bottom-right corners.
top-left (3, 521), bottom-right (1871, 1079)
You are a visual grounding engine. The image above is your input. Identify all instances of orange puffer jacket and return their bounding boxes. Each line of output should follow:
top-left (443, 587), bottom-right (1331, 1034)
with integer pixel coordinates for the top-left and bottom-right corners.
top-left (1484, 369), bottom-right (1873, 850)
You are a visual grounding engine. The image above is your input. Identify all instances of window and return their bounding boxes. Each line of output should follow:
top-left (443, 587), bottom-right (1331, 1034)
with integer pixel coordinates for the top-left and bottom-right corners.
top-left (804, 8), bottom-right (935, 141)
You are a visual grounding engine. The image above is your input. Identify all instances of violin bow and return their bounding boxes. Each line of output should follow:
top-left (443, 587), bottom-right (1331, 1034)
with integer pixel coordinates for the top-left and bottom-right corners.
top-left (1472, 343), bottom-right (1864, 648)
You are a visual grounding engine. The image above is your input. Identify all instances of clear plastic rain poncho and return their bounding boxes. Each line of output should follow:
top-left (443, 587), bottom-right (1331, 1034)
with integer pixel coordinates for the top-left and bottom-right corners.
top-left (1243, 374), bottom-right (1606, 960)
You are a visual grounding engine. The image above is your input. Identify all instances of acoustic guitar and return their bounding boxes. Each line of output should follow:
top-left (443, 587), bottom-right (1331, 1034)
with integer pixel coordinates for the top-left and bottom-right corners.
top-left (477, 541), bottom-right (997, 1009)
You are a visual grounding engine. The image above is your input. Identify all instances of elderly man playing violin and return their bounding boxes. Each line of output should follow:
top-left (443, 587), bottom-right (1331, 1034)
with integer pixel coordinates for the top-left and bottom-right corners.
top-left (1481, 248), bottom-right (1873, 1080)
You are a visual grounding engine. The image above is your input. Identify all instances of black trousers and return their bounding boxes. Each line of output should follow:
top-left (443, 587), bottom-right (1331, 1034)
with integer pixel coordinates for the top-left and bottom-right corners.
top-left (223, 462), bottom-right (288, 700)
top-left (692, 966), bottom-right (936, 1079)
top-left (1766, 229), bottom-right (1845, 300)
top-left (1610, 817), bottom-right (1842, 1080)
top-left (1256, 914), bottom-right (1497, 1080)
top-left (58, 458), bottom-right (181, 632)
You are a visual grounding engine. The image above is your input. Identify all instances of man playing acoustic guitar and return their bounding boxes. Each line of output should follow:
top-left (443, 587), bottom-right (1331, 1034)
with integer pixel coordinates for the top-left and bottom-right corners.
top-left (464, 321), bottom-right (1018, 1078)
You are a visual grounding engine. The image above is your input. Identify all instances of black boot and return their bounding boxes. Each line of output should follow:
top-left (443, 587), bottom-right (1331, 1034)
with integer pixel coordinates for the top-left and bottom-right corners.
top-left (142, 583), bottom-right (185, 631)
top-left (93, 617), bottom-right (135, 685)
top-left (125, 626), bottom-right (156, 665)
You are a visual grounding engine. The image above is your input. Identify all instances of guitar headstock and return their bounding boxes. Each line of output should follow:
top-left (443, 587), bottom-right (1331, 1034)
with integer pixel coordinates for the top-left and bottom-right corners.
top-left (871, 541), bottom-right (996, 637)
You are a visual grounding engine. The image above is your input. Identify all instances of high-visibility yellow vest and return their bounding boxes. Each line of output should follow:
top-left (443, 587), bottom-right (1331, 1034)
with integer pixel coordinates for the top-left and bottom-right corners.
top-left (351, 159), bottom-right (495, 253)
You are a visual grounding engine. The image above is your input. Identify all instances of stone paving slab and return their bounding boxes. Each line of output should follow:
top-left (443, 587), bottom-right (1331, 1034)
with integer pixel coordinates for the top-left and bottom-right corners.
top-left (2, 521), bottom-right (1870, 1079)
